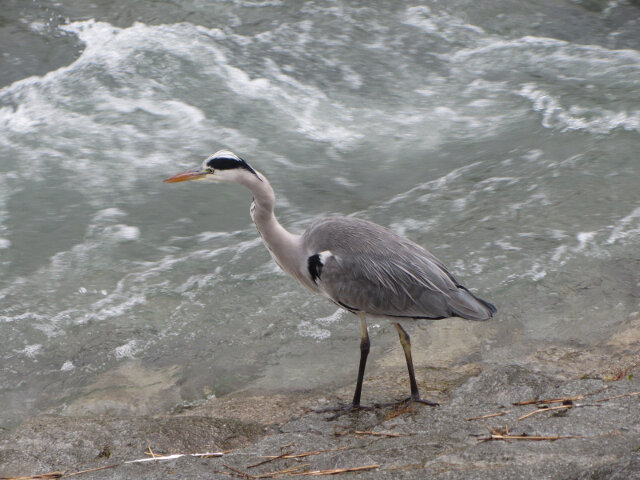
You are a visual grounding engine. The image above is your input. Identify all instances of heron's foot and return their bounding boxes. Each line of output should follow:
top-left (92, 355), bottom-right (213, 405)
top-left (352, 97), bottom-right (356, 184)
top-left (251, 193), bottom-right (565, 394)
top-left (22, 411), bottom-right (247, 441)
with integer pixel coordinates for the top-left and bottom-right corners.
top-left (374, 395), bottom-right (439, 410)
top-left (313, 403), bottom-right (373, 420)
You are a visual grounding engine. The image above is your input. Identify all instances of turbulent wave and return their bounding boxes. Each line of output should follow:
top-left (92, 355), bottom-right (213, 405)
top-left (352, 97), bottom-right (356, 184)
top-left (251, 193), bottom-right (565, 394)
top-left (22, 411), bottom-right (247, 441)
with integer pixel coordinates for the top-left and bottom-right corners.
top-left (0, 0), bottom-right (639, 427)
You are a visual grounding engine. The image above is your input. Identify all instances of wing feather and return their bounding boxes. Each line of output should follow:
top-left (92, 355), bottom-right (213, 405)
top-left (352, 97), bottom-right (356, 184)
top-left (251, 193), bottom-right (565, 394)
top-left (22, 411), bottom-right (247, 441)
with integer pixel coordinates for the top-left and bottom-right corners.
top-left (302, 216), bottom-right (494, 320)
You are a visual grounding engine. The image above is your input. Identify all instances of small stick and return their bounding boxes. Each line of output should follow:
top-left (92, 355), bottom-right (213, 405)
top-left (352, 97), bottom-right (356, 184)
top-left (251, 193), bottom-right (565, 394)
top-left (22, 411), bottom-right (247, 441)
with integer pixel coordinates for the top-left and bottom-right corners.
top-left (513, 386), bottom-right (610, 406)
top-left (1, 474), bottom-right (65, 480)
top-left (293, 464), bottom-right (379, 476)
top-left (517, 403), bottom-right (602, 421)
top-left (223, 464), bottom-right (257, 479)
top-left (202, 452), bottom-right (228, 458)
top-left (488, 433), bottom-right (582, 441)
top-left (384, 404), bottom-right (412, 420)
top-left (145, 445), bottom-right (160, 459)
top-left (482, 424), bottom-right (504, 436)
top-left (125, 452), bottom-right (225, 463)
top-left (466, 411), bottom-right (510, 421)
top-left (244, 464), bottom-right (379, 478)
top-left (514, 395), bottom-right (582, 406)
top-left (248, 444), bottom-right (296, 469)
top-left (247, 453), bottom-right (291, 469)
top-left (279, 442), bottom-right (295, 454)
top-left (283, 447), bottom-right (349, 458)
top-left (253, 465), bottom-right (309, 478)
top-left (1, 465), bottom-right (120, 480)
top-left (257, 447), bottom-right (349, 461)
top-left (480, 425), bottom-right (581, 442)
top-left (354, 430), bottom-right (411, 438)
top-left (517, 405), bottom-right (572, 421)
top-left (61, 465), bottom-right (119, 478)
top-left (596, 391), bottom-right (640, 403)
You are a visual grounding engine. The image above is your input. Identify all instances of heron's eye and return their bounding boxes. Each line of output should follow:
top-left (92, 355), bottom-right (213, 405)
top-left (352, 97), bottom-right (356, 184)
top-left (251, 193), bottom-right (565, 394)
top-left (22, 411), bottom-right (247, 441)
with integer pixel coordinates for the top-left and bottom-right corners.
top-left (205, 167), bottom-right (214, 174)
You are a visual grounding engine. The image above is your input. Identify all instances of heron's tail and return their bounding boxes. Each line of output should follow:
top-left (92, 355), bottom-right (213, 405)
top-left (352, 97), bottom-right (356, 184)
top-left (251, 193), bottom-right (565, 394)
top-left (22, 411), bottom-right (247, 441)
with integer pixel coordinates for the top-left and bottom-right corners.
top-left (473, 294), bottom-right (497, 317)
top-left (451, 286), bottom-right (497, 320)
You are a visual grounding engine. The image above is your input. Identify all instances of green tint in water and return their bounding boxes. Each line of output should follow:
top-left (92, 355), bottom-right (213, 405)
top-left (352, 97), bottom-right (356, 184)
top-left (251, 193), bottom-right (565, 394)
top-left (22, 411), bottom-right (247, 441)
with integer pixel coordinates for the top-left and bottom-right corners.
top-left (0, 0), bottom-right (639, 428)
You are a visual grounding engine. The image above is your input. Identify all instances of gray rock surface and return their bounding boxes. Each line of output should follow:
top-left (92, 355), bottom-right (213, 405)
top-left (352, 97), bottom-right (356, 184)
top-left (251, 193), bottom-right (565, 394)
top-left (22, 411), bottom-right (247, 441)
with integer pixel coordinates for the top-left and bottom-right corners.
top-left (2, 358), bottom-right (639, 479)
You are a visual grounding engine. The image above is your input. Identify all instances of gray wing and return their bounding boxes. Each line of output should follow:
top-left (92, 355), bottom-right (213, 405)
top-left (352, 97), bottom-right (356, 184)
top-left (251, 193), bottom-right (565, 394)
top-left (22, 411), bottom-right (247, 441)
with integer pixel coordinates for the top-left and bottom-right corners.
top-left (302, 217), bottom-right (495, 320)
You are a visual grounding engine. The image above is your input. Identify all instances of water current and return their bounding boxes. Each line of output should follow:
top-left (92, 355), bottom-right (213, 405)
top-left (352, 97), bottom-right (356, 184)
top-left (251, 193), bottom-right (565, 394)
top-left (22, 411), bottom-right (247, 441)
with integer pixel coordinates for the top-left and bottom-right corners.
top-left (1, 0), bottom-right (639, 428)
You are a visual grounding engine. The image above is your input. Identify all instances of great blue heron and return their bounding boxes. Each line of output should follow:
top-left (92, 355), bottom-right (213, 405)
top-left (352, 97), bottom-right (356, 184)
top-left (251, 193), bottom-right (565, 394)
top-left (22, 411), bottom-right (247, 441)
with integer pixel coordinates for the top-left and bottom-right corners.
top-left (165, 150), bottom-right (496, 412)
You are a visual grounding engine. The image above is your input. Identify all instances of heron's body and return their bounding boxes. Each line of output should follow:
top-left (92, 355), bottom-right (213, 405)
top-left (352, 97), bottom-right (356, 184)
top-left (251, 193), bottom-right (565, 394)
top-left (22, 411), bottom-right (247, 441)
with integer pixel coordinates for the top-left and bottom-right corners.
top-left (165, 150), bottom-right (496, 411)
top-left (301, 216), bottom-right (495, 321)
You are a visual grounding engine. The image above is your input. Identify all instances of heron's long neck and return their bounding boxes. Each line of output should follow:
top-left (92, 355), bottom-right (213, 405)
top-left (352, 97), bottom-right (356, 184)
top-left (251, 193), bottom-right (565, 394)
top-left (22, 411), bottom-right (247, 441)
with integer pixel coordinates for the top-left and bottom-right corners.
top-left (240, 172), bottom-right (303, 278)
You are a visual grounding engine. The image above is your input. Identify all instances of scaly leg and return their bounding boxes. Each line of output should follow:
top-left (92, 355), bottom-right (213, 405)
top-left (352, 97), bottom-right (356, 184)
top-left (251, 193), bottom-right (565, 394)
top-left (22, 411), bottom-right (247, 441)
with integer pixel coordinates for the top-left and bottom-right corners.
top-left (352, 313), bottom-right (370, 407)
top-left (314, 313), bottom-right (372, 418)
top-left (389, 322), bottom-right (438, 407)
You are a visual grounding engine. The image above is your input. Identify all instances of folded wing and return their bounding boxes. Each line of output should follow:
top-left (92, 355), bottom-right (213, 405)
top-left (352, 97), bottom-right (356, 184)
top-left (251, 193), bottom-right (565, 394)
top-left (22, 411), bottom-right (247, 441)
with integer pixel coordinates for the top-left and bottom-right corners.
top-left (302, 217), bottom-right (495, 320)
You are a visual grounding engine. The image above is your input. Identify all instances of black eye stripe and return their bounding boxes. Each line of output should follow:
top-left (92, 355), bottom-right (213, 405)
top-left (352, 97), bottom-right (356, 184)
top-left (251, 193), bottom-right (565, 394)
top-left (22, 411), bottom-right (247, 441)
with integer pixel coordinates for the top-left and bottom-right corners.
top-left (206, 157), bottom-right (241, 170)
top-left (206, 156), bottom-right (257, 175)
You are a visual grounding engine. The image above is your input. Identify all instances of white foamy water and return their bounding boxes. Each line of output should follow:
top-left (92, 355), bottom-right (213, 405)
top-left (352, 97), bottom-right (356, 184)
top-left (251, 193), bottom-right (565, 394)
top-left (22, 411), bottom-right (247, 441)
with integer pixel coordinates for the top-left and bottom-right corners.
top-left (0, 0), bottom-right (639, 428)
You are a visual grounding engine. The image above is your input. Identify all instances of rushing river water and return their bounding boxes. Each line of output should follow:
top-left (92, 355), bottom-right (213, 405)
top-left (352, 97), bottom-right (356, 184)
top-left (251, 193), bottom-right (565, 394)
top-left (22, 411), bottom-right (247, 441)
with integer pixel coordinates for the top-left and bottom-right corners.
top-left (1, 0), bottom-right (639, 428)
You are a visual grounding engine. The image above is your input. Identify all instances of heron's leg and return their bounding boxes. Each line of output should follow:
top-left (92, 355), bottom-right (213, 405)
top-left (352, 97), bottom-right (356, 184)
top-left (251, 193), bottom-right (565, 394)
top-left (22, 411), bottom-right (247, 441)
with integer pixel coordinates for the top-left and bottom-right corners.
top-left (392, 322), bottom-right (438, 407)
top-left (352, 313), bottom-right (370, 407)
top-left (314, 312), bottom-right (373, 418)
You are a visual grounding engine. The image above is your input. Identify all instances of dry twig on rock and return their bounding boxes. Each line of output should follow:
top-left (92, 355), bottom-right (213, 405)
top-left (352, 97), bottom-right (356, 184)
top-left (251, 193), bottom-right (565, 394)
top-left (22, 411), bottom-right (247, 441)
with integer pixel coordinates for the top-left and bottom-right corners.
top-left (289, 465), bottom-right (379, 476)
top-left (480, 424), bottom-right (582, 442)
top-left (465, 411), bottom-right (510, 421)
top-left (354, 430), bottom-right (411, 438)
top-left (1, 474), bottom-right (65, 480)
top-left (223, 463), bottom-right (257, 479)
top-left (596, 391), bottom-right (640, 403)
top-left (1, 464), bottom-right (120, 480)
top-left (251, 446), bottom-right (349, 468)
top-left (513, 387), bottom-right (609, 407)
top-left (223, 463), bottom-right (379, 479)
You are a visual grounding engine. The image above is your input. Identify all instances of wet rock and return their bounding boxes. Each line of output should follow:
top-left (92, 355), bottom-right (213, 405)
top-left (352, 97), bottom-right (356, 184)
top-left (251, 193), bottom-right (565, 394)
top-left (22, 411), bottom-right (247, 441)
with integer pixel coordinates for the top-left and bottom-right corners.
top-left (0, 415), bottom-right (265, 477)
top-left (1, 361), bottom-right (639, 479)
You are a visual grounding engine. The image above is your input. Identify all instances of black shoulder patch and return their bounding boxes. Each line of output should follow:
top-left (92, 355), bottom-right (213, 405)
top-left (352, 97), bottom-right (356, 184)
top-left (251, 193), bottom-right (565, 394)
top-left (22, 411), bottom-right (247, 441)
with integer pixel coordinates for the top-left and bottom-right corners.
top-left (307, 254), bottom-right (323, 284)
top-left (206, 156), bottom-right (257, 175)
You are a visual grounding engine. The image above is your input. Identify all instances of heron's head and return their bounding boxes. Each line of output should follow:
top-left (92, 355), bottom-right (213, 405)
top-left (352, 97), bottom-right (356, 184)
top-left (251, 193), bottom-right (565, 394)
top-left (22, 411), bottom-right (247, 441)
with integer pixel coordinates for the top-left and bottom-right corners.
top-left (164, 150), bottom-right (259, 184)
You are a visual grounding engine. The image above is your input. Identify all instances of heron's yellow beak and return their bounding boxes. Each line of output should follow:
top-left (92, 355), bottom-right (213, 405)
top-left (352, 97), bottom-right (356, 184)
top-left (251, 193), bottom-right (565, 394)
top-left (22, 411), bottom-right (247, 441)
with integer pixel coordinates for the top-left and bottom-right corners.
top-left (164, 167), bottom-right (207, 183)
